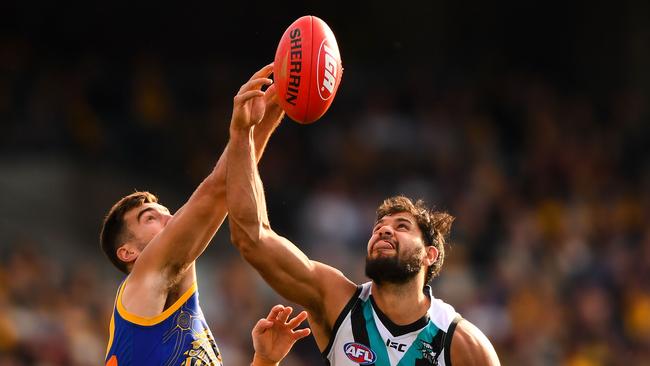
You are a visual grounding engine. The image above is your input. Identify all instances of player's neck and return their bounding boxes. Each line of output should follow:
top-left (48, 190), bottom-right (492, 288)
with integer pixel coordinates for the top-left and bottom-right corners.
top-left (371, 279), bottom-right (429, 326)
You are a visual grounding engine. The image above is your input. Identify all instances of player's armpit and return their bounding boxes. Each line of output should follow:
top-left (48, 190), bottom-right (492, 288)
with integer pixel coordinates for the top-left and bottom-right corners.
top-left (229, 220), bottom-right (356, 347)
top-left (450, 320), bottom-right (501, 366)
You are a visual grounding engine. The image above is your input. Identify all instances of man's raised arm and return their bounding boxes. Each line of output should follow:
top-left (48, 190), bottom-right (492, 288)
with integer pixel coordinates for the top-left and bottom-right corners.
top-left (225, 64), bottom-right (355, 348)
top-left (128, 65), bottom-right (284, 284)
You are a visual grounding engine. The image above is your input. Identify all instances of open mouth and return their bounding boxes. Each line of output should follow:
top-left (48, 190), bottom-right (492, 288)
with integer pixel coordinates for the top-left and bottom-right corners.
top-left (373, 239), bottom-right (396, 251)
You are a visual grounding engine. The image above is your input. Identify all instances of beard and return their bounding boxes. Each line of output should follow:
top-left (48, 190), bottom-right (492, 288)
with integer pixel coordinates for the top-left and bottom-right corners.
top-left (365, 246), bottom-right (424, 285)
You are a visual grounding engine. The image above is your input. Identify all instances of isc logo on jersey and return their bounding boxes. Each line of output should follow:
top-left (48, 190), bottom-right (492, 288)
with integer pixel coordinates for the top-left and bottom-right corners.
top-left (317, 40), bottom-right (338, 101)
top-left (343, 342), bottom-right (376, 365)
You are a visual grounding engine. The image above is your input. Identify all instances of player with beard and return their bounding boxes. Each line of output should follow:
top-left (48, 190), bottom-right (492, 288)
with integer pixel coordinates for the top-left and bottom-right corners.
top-left (224, 64), bottom-right (500, 366)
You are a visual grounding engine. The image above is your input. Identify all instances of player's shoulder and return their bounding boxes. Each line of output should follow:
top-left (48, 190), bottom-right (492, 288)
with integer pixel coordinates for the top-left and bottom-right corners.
top-left (450, 318), bottom-right (501, 366)
top-left (312, 261), bottom-right (357, 312)
top-left (315, 261), bottom-right (357, 298)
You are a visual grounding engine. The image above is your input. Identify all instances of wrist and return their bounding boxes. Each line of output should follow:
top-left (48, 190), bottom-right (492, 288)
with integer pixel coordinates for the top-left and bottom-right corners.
top-left (230, 126), bottom-right (254, 140)
top-left (251, 353), bottom-right (279, 366)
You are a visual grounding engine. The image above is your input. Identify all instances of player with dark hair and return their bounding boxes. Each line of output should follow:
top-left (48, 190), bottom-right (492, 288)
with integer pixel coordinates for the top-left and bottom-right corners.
top-left (226, 64), bottom-right (501, 365)
top-left (101, 64), bottom-right (284, 365)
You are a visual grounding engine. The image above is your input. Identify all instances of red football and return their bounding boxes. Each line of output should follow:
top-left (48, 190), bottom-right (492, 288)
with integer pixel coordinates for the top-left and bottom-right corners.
top-left (274, 16), bottom-right (343, 124)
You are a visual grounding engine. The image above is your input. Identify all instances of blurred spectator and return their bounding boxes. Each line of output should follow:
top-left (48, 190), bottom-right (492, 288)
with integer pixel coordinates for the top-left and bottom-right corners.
top-left (1, 3), bottom-right (649, 364)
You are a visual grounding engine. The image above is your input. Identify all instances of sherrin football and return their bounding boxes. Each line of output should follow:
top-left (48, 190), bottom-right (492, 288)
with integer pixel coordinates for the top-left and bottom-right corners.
top-left (274, 16), bottom-right (343, 124)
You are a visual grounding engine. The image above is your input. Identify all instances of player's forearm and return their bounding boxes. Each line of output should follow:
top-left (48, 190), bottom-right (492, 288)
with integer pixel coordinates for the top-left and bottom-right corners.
top-left (226, 127), bottom-right (270, 245)
top-left (161, 122), bottom-right (275, 268)
top-left (203, 108), bottom-right (280, 202)
top-left (190, 111), bottom-right (281, 230)
top-left (252, 105), bottom-right (284, 161)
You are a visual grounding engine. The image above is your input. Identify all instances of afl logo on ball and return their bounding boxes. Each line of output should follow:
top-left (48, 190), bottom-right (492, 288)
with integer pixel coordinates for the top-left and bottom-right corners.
top-left (317, 40), bottom-right (338, 101)
top-left (343, 342), bottom-right (376, 365)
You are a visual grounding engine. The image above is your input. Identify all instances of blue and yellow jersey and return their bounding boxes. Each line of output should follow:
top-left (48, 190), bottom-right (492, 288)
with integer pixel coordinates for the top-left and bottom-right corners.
top-left (105, 280), bottom-right (223, 366)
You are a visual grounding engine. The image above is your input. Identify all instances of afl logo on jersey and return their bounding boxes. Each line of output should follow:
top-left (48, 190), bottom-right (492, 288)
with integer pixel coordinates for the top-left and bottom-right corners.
top-left (344, 342), bottom-right (376, 365)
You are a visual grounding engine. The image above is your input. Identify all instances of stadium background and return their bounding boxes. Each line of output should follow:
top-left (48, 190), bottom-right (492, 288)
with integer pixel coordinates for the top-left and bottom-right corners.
top-left (1, 1), bottom-right (649, 364)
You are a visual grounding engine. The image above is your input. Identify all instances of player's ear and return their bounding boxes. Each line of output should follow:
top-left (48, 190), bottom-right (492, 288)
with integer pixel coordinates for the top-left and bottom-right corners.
top-left (424, 245), bottom-right (438, 266)
top-left (117, 244), bottom-right (139, 263)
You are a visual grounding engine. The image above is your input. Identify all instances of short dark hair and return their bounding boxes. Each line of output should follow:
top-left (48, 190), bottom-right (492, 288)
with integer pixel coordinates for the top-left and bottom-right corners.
top-left (100, 191), bottom-right (158, 274)
top-left (376, 195), bottom-right (454, 284)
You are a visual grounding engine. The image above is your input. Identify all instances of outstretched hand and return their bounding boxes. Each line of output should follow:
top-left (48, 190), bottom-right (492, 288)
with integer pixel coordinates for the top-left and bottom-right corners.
top-left (251, 305), bottom-right (311, 366)
top-left (231, 63), bottom-right (274, 132)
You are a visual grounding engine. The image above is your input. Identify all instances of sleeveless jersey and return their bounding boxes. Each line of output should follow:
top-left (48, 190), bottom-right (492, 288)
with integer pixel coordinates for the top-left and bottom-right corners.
top-left (323, 282), bottom-right (461, 366)
top-left (105, 280), bottom-right (223, 366)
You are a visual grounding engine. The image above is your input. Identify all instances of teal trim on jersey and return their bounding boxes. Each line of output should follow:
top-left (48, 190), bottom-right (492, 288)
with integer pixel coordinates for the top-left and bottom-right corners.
top-left (362, 299), bottom-right (442, 366)
top-left (397, 322), bottom-right (439, 366)
top-left (362, 300), bottom-right (391, 366)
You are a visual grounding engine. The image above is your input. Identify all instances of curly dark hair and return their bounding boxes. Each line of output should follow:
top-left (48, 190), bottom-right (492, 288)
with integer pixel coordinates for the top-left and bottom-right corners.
top-left (100, 191), bottom-right (158, 274)
top-left (376, 195), bottom-right (455, 284)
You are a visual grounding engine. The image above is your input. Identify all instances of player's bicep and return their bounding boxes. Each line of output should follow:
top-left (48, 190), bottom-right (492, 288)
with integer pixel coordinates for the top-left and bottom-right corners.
top-left (239, 230), bottom-right (321, 303)
top-left (237, 226), bottom-right (353, 311)
top-left (450, 320), bottom-right (501, 366)
top-left (134, 183), bottom-right (227, 277)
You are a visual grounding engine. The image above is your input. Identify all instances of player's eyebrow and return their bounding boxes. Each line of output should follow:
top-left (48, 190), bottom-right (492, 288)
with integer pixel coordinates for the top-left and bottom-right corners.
top-left (394, 217), bottom-right (414, 225)
top-left (374, 216), bottom-right (414, 227)
top-left (136, 207), bottom-right (157, 223)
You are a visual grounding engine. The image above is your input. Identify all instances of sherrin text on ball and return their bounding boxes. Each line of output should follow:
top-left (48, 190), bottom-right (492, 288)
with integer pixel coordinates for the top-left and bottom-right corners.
top-left (273, 15), bottom-right (343, 124)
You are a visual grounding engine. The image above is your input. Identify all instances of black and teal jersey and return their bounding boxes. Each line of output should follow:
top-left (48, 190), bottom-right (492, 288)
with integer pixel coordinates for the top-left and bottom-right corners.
top-left (105, 279), bottom-right (222, 366)
top-left (323, 282), bottom-right (461, 366)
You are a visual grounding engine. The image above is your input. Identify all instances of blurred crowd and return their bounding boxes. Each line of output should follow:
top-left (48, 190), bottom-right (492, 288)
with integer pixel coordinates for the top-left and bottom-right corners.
top-left (1, 17), bottom-right (650, 365)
